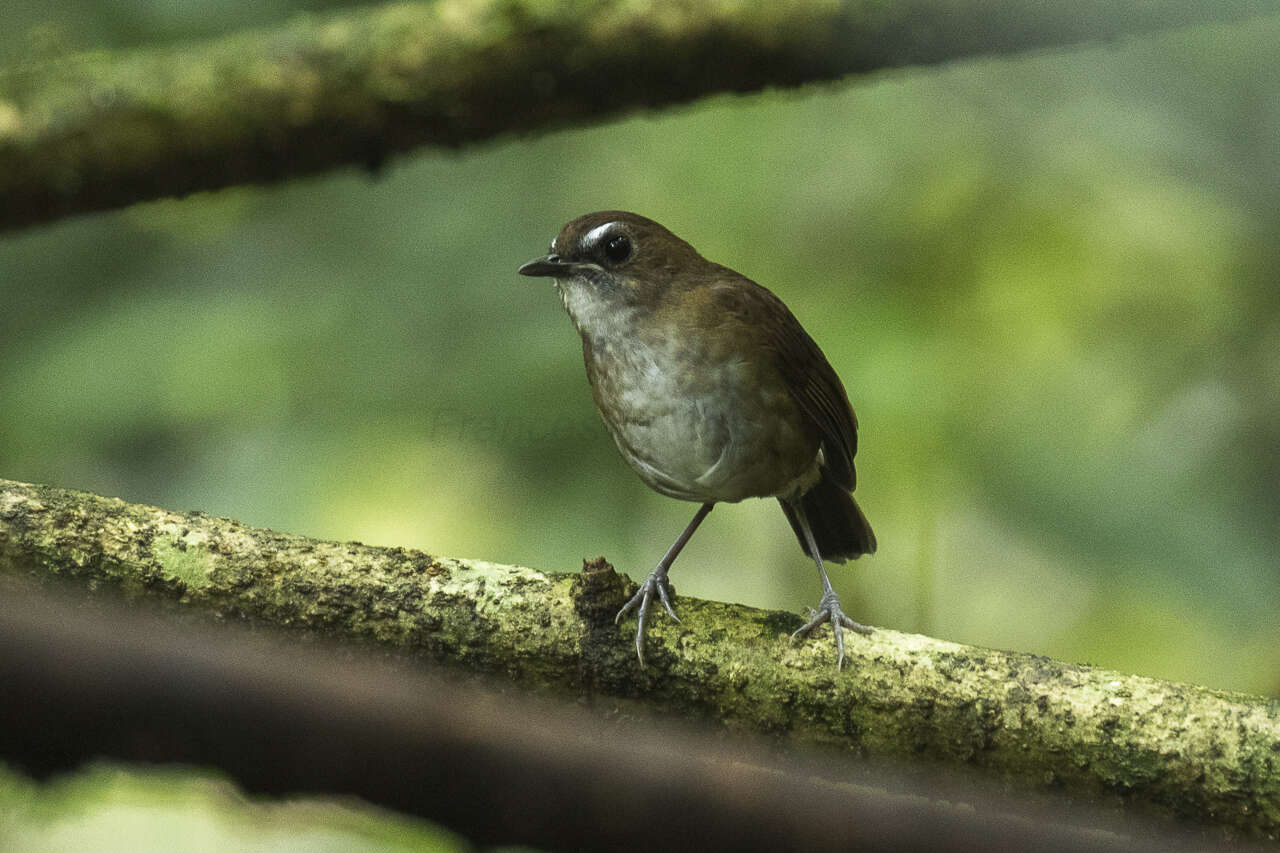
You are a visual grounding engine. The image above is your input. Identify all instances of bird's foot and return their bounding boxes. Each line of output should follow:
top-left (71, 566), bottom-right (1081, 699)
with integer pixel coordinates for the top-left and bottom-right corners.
top-left (792, 590), bottom-right (872, 669)
top-left (615, 569), bottom-right (679, 667)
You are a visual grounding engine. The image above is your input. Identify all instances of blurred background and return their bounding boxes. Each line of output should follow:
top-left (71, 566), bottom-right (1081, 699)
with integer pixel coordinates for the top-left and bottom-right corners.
top-left (5, 4), bottom-right (1280, 847)
top-left (3, 5), bottom-right (1278, 699)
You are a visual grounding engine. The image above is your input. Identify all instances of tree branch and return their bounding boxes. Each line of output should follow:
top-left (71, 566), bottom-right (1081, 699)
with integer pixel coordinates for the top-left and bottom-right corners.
top-left (1, 477), bottom-right (1278, 839)
top-left (1, 0), bottom-right (1277, 231)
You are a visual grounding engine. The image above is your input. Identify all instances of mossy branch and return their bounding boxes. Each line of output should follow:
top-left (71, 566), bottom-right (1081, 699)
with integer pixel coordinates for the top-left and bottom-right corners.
top-left (2, 0), bottom-right (1278, 232)
top-left (1, 476), bottom-right (1278, 839)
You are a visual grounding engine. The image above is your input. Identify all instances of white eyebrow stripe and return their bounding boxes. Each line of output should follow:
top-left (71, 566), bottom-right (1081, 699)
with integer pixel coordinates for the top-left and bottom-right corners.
top-left (582, 222), bottom-right (617, 249)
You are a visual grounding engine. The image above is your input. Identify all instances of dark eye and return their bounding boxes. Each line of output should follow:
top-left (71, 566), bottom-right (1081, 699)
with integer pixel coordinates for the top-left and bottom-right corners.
top-left (603, 234), bottom-right (631, 264)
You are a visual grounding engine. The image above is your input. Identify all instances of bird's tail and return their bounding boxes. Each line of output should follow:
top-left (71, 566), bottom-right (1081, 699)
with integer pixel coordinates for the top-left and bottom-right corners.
top-left (779, 469), bottom-right (876, 563)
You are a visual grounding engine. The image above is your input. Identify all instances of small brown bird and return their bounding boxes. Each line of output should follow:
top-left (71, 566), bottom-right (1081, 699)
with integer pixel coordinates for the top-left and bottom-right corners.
top-left (519, 211), bottom-right (876, 668)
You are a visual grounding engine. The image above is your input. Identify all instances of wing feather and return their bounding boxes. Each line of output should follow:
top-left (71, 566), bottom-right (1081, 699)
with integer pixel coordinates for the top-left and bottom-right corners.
top-left (708, 272), bottom-right (860, 491)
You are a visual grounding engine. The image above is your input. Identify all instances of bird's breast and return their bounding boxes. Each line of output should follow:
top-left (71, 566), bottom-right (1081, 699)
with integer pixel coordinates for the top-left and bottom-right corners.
top-left (569, 299), bottom-right (817, 503)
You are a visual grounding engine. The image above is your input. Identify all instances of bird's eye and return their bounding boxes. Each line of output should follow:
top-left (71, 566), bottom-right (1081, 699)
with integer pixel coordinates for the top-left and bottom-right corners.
top-left (603, 234), bottom-right (632, 264)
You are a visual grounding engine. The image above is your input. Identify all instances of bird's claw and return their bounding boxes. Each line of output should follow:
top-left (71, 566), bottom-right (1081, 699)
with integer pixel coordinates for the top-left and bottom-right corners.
top-left (792, 590), bottom-right (872, 669)
top-left (615, 570), bottom-right (679, 666)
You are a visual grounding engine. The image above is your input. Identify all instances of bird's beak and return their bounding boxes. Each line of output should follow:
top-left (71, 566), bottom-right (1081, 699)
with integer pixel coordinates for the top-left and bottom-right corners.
top-left (518, 254), bottom-right (575, 278)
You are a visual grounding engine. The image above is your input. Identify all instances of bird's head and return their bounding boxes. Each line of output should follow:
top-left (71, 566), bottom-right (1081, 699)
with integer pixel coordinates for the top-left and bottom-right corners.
top-left (519, 211), bottom-right (707, 318)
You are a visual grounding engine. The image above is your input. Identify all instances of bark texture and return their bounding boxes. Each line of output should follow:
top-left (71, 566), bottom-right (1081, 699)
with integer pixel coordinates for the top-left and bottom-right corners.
top-left (1, 0), bottom-right (1277, 231)
top-left (1, 477), bottom-right (1278, 839)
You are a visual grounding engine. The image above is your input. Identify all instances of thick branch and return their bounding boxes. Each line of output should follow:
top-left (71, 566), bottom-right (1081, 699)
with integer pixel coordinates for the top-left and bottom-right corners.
top-left (1, 477), bottom-right (1279, 840)
top-left (1, 0), bottom-right (1277, 231)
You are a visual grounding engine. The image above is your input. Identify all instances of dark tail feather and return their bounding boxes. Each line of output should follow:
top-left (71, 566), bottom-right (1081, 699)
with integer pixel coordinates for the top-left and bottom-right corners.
top-left (779, 470), bottom-right (877, 563)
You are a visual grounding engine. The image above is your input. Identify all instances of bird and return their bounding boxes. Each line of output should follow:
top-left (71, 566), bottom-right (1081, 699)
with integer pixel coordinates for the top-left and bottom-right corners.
top-left (519, 211), bottom-right (876, 668)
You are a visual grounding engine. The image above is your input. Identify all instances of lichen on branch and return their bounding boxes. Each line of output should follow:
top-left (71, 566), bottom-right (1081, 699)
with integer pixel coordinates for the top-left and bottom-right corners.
top-left (1, 476), bottom-right (1278, 839)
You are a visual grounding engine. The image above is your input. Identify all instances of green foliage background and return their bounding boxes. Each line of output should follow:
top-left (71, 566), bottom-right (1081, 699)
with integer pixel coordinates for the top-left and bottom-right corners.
top-left (2, 5), bottom-right (1278, 704)
top-left (0, 763), bottom-right (464, 852)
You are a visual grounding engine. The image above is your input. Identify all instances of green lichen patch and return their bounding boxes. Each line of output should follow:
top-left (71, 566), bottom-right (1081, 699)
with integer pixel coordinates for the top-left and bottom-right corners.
top-left (151, 536), bottom-right (216, 590)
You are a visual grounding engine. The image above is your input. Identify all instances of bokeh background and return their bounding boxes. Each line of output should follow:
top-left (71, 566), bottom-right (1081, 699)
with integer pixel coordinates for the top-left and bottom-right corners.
top-left (3, 5), bottom-right (1278, 698)
top-left (5, 4), bottom-right (1280, 848)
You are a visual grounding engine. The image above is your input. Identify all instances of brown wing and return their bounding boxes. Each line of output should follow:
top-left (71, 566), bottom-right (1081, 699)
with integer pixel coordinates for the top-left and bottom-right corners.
top-left (708, 271), bottom-right (860, 491)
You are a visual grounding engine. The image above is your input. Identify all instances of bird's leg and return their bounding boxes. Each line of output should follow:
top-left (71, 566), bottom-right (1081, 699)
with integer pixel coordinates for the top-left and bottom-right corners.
top-left (616, 502), bottom-right (714, 666)
top-left (789, 506), bottom-right (872, 669)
